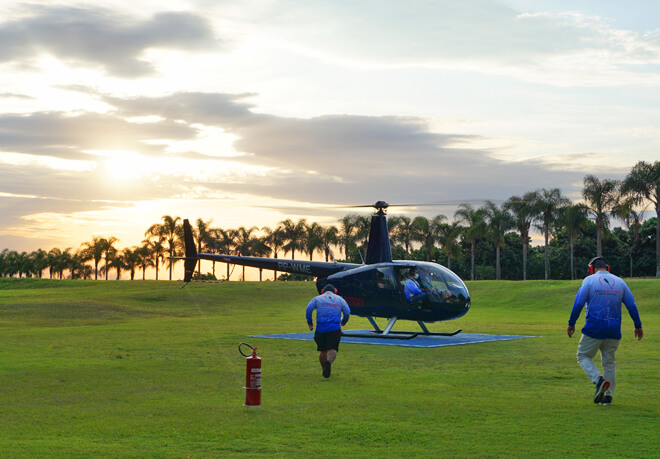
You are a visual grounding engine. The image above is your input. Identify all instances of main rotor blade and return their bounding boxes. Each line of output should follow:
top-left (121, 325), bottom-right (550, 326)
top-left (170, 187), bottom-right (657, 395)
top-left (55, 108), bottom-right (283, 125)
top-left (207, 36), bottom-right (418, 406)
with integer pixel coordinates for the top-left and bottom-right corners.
top-left (335, 199), bottom-right (495, 208)
top-left (255, 198), bottom-right (520, 213)
top-left (386, 200), bottom-right (494, 207)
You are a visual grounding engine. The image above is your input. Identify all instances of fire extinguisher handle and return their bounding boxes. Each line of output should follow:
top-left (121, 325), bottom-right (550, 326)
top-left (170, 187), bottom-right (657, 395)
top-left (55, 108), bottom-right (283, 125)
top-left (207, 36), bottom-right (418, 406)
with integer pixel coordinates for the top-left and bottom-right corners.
top-left (238, 342), bottom-right (255, 357)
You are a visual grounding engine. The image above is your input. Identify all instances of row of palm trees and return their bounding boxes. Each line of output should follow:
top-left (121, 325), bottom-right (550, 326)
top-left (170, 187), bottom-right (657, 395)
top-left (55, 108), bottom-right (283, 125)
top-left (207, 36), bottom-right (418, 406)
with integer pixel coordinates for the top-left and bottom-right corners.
top-left (1, 161), bottom-right (658, 281)
top-left (0, 240), bottom-right (156, 281)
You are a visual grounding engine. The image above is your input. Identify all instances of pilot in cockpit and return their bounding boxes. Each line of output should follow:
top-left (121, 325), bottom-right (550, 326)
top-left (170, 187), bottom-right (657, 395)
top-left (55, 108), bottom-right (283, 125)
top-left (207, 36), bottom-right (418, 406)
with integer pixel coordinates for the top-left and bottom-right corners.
top-left (404, 267), bottom-right (429, 304)
top-left (404, 267), bottom-right (451, 305)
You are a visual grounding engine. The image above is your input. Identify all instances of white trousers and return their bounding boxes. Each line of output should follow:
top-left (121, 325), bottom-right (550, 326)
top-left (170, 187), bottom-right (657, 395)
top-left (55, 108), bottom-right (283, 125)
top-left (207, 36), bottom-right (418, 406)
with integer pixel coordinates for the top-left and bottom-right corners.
top-left (576, 334), bottom-right (619, 395)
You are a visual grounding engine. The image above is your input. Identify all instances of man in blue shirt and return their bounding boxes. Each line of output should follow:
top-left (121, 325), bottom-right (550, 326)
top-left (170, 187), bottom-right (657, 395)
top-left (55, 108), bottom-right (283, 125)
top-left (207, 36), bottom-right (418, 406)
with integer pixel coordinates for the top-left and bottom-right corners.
top-left (567, 257), bottom-right (643, 405)
top-left (404, 267), bottom-right (428, 303)
top-left (404, 267), bottom-right (449, 308)
top-left (306, 284), bottom-right (350, 378)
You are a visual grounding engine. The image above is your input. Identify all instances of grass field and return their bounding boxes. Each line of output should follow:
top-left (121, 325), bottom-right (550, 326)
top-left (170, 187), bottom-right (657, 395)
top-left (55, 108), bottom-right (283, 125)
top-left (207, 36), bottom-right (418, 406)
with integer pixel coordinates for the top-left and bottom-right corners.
top-left (0, 278), bottom-right (658, 458)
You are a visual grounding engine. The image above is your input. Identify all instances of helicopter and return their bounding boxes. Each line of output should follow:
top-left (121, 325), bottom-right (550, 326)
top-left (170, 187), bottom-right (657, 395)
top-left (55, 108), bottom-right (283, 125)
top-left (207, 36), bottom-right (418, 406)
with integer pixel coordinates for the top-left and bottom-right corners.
top-left (178, 201), bottom-right (471, 339)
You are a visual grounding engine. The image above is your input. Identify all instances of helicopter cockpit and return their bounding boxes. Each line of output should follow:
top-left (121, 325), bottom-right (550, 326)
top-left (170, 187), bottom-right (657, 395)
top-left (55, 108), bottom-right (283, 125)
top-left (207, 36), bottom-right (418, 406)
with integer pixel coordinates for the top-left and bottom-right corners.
top-left (395, 262), bottom-right (470, 309)
top-left (416, 263), bottom-right (469, 303)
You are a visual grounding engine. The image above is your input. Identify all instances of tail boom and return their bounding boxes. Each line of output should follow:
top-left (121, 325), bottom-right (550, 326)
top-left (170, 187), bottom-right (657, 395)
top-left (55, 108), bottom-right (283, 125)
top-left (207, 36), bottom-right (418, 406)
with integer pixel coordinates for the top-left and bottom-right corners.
top-left (182, 219), bottom-right (357, 281)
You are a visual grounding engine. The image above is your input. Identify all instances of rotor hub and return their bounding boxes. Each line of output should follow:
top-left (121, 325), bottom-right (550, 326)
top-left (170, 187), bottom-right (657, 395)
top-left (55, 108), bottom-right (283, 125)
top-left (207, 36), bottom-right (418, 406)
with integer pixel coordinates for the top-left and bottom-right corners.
top-left (373, 201), bottom-right (389, 215)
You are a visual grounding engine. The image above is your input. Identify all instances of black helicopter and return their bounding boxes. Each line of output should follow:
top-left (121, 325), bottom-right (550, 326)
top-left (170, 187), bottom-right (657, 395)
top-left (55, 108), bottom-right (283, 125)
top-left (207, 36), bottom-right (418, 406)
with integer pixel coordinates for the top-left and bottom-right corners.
top-left (179, 201), bottom-right (470, 339)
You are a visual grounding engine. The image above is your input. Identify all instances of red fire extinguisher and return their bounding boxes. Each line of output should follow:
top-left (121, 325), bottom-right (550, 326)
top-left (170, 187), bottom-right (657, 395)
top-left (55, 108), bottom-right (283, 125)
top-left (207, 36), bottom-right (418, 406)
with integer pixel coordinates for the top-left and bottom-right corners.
top-left (239, 343), bottom-right (261, 407)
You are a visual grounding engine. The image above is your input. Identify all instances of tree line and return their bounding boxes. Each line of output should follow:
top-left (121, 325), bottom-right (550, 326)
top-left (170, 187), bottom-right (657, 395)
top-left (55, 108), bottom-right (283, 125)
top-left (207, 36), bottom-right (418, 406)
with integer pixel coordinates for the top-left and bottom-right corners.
top-left (1, 161), bottom-right (658, 281)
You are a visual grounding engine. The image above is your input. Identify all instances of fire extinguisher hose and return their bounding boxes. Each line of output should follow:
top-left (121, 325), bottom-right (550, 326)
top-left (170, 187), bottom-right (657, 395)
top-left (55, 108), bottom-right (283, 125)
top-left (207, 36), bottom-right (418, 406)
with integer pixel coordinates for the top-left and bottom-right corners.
top-left (238, 342), bottom-right (255, 357)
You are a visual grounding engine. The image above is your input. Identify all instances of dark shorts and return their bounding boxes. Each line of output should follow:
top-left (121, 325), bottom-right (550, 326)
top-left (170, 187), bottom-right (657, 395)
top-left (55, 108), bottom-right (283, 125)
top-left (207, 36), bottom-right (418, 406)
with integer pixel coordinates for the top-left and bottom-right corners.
top-left (314, 329), bottom-right (342, 352)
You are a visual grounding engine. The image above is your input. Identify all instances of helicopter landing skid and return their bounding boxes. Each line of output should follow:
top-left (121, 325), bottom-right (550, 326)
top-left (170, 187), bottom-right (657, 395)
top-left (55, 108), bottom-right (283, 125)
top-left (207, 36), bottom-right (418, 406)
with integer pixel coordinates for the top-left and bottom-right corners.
top-left (341, 317), bottom-right (462, 340)
top-left (416, 320), bottom-right (462, 337)
top-left (341, 330), bottom-right (420, 340)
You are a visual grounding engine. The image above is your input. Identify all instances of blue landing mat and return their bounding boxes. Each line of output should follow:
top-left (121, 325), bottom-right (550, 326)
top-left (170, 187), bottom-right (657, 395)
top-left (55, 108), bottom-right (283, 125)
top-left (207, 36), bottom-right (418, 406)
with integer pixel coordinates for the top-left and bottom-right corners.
top-left (248, 331), bottom-right (537, 348)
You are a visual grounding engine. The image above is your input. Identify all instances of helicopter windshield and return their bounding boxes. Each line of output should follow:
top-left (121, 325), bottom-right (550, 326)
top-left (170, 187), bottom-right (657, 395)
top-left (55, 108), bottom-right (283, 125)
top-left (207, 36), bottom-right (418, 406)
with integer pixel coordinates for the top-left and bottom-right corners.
top-left (416, 264), bottom-right (469, 301)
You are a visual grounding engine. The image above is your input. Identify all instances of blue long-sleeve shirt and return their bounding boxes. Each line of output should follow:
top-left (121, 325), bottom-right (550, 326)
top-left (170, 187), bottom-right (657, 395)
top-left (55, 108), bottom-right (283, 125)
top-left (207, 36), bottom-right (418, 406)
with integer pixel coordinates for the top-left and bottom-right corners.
top-left (569, 271), bottom-right (642, 340)
top-left (306, 291), bottom-right (351, 333)
top-left (404, 278), bottom-right (424, 301)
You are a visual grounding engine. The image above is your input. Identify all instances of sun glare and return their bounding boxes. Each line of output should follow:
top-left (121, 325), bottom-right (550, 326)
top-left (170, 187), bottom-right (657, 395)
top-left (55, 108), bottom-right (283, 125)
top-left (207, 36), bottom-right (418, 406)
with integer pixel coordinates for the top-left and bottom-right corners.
top-left (164, 126), bottom-right (242, 157)
top-left (83, 149), bottom-right (151, 181)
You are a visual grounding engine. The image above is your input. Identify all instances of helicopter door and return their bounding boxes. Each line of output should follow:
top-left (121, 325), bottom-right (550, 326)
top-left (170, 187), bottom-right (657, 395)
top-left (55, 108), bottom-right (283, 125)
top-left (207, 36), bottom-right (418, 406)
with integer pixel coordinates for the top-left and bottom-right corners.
top-left (372, 266), bottom-right (402, 304)
top-left (381, 266), bottom-right (407, 305)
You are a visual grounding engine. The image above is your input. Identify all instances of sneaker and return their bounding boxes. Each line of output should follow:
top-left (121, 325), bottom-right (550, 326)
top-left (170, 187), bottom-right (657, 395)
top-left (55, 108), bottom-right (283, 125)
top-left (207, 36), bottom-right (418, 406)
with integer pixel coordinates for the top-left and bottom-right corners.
top-left (323, 360), bottom-right (331, 378)
top-left (593, 376), bottom-right (610, 404)
top-left (600, 395), bottom-right (612, 405)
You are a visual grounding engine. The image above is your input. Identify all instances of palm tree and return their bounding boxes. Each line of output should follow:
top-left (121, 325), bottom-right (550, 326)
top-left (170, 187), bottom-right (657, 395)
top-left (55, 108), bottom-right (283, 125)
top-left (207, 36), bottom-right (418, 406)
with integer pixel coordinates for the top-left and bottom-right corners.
top-left (322, 225), bottom-right (339, 262)
top-left (392, 216), bottom-right (415, 258)
top-left (135, 243), bottom-right (154, 280)
top-left (147, 216), bottom-right (182, 280)
top-left (532, 188), bottom-right (570, 280)
top-left (2, 250), bottom-right (18, 277)
top-left (483, 201), bottom-right (514, 280)
top-left (252, 236), bottom-right (272, 281)
top-left (75, 253), bottom-right (93, 279)
top-left (0, 249), bottom-right (8, 277)
top-left (122, 247), bottom-right (141, 280)
top-left (281, 218), bottom-right (307, 260)
top-left (5, 250), bottom-right (21, 277)
top-left (235, 226), bottom-right (258, 281)
top-left (162, 216), bottom-right (182, 280)
top-left (582, 175), bottom-right (620, 258)
top-left (454, 203), bottom-right (487, 281)
top-left (213, 228), bottom-right (236, 281)
top-left (338, 215), bottom-right (358, 260)
top-left (621, 160), bottom-right (660, 277)
top-left (261, 225), bottom-right (284, 281)
top-left (80, 237), bottom-right (106, 280)
top-left (504, 192), bottom-right (537, 281)
top-left (69, 250), bottom-right (90, 279)
top-left (412, 215), bottom-right (446, 262)
top-left (305, 222), bottom-right (325, 261)
top-left (54, 248), bottom-right (72, 279)
top-left (558, 204), bottom-right (590, 280)
top-left (47, 248), bottom-right (62, 279)
top-left (143, 235), bottom-right (165, 280)
top-left (30, 249), bottom-right (48, 278)
top-left (195, 218), bottom-right (214, 278)
top-left (436, 221), bottom-right (462, 269)
top-left (107, 249), bottom-right (125, 280)
top-left (14, 251), bottom-right (31, 278)
top-left (613, 199), bottom-right (645, 277)
top-left (354, 215), bottom-right (371, 260)
top-left (102, 236), bottom-right (119, 280)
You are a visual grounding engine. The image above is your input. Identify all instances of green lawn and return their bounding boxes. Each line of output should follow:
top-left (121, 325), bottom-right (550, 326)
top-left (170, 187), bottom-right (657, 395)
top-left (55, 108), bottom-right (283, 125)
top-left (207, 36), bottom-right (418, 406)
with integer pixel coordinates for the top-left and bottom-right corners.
top-left (0, 278), bottom-right (658, 458)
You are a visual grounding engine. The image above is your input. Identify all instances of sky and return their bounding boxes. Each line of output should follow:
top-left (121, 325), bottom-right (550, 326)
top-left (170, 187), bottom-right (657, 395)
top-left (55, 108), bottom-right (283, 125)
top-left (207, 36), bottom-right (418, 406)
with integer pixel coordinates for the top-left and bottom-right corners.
top-left (1, 0), bottom-right (660, 255)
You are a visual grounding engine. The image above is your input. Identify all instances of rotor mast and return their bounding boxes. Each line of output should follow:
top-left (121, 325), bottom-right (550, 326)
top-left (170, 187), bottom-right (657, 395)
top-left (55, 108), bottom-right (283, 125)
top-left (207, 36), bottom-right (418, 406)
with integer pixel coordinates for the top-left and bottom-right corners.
top-left (365, 201), bottom-right (393, 264)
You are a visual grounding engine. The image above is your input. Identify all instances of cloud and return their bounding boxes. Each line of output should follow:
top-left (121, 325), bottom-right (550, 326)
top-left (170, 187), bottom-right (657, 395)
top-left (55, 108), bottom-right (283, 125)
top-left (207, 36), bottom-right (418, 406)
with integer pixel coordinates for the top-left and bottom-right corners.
top-left (0, 92), bottom-right (33, 99)
top-left (0, 88), bottom-right (589, 221)
top-left (102, 92), bottom-right (256, 125)
top-left (0, 86), bottom-right (625, 252)
top-left (0, 6), bottom-right (218, 77)
top-left (0, 111), bottom-right (197, 161)
top-left (240, 1), bottom-right (660, 87)
top-left (99, 91), bottom-right (587, 205)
